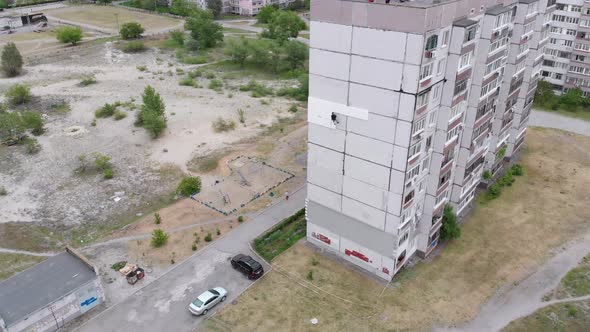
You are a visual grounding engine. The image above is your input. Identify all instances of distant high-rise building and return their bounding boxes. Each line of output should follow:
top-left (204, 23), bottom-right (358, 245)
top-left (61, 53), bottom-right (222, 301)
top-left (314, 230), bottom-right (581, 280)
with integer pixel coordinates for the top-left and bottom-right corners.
top-left (305, 0), bottom-right (550, 280)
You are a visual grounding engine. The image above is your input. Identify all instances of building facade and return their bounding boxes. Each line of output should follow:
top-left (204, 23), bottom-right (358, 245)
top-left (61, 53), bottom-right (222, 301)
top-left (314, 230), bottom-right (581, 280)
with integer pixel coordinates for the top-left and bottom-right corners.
top-left (306, 0), bottom-right (550, 280)
top-left (224, 0), bottom-right (298, 15)
top-left (540, 0), bottom-right (590, 95)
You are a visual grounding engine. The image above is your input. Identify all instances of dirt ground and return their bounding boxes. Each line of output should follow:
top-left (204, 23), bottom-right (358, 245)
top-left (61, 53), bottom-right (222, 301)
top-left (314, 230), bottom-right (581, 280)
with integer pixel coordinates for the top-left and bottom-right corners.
top-left (206, 127), bottom-right (590, 332)
top-left (0, 34), bottom-right (301, 249)
top-left (45, 5), bottom-right (183, 33)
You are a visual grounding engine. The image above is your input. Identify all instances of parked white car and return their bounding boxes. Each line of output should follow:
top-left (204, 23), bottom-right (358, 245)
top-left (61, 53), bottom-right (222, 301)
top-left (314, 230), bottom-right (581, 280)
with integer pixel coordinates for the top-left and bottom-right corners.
top-left (188, 287), bottom-right (228, 315)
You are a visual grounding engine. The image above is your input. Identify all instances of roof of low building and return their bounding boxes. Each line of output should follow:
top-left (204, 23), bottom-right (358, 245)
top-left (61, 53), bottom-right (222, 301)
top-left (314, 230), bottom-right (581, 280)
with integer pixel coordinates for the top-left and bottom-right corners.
top-left (0, 251), bottom-right (97, 327)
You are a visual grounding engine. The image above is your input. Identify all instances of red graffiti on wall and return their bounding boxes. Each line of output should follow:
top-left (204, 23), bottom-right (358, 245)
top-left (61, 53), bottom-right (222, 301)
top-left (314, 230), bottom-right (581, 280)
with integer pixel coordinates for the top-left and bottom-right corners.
top-left (311, 232), bottom-right (331, 245)
top-left (382, 267), bottom-right (390, 275)
top-left (344, 249), bottom-right (370, 263)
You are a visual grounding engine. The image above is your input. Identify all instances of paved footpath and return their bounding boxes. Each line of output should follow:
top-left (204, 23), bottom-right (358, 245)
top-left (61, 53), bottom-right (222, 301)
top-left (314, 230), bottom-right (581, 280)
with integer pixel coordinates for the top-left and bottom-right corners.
top-left (76, 186), bottom-right (306, 332)
top-left (530, 110), bottom-right (590, 136)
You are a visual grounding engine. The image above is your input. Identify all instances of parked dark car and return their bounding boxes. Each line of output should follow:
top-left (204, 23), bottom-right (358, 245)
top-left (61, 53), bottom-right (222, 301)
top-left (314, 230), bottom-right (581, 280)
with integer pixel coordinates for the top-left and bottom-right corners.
top-left (231, 254), bottom-right (264, 280)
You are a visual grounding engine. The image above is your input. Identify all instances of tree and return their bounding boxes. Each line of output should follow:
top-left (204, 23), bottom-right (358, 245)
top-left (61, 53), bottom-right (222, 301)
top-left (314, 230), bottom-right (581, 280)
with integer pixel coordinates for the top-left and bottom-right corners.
top-left (249, 38), bottom-right (271, 66)
top-left (141, 85), bottom-right (166, 117)
top-left (170, 30), bottom-right (185, 46)
top-left (142, 111), bottom-right (167, 138)
top-left (225, 37), bottom-right (250, 67)
top-left (440, 205), bottom-right (461, 241)
top-left (207, 0), bottom-right (222, 19)
top-left (120, 22), bottom-right (145, 40)
top-left (283, 40), bottom-right (308, 70)
top-left (263, 10), bottom-right (307, 44)
top-left (97, 0), bottom-right (112, 4)
top-left (151, 229), bottom-right (169, 247)
top-left (5, 84), bottom-right (31, 106)
top-left (257, 5), bottom-right (277, 24)
top-left (177, 176), bottom-right (202, 196)
top-left (287, 0), bottom-right (306, 10)
top-left (185, 9), bottom-right (223, 49)
top-left (266, 41), bottom-right (283, 73)
top-left (560, 88), bottom-right (584, 111)
top-left (534, 80), bottom-right (557, 108)
top-left (0, 0), bottom-right (7, 9)
top-left (170, 0), bottom-right (196, 16)
top-left (1, 43), bottom-right (23, 77)
top-left (56, 26), bottom-right (83, 45)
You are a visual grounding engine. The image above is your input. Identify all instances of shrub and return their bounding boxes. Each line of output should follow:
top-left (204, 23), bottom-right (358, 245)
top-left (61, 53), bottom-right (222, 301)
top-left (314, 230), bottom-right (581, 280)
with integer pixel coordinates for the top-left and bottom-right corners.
top-left (184, 9), bottom-right (223, 49)
top-left (180, 55), bottom-right (208, 64)
top-left (185, 38), bottom-right (199, 51)
top-left (288, 104), bottom-right (298, 113)
top-left (307, 270), bottom-right (313, 280)
top-left (93, 152), bottom-right (112, 171)
top-left (497, 170), bottom-right (515, 187)
top-left (511, 164), bottom-right (524, 176)
top-left (113, 110), bottom-right (127, 120)
top-left (482, 170), bottom-right (492, 181)
top-left (177, 176), bottom-right (202, 196)
top-left (136, 65), bottom-right (147, 72)
top-left (103, 168), bottom-right (113, 179)
top-left (239, 80), bottom-right (273, 97)
top-left (212, 117), bottom-right (236, 132)
top-left (95, 103), bottom-right (116, 118)
top-left (188, 69), bottom-right (203, 78)
top-left (22, 111), bottom-right (44, 135)
top-left (192, 243), bottom-right (197, 251)
top-left (208, 79), bottom-right (223, 91)
top-left (238, 215), bottom-right (244, 223)
top-left (311, 257), bottom-right (319, 266)
top-left (440, 205), bottom-right (461, 241)
top-left (80, 75), bottom-right (97, 86)
top-left (142, 111), bottom-right (167, 138)
top-left (205, 72), bottom-right (215, 79)
top-left (24, 137), bottom-right (40, 154)
top-left (154, 212), bottom-right (162, 224)
top-left (56, 26), bottom-right (83, 45)
top-left (120, 22), bottom-right (144, 39)
top-left (122, 41), bottom-right (146, 53)
top-left (5, 84), bottom-right (31, 105)
top-left (237, 109), bottom-right (245, 124)
top-left (0, 187), bottom-right (7, 196)
top-left (216, 228), bottom-right (220, 236)
top-left (50, 102), bottom-right (71, 114)
top-left (204, 233), bottom-right (212, 242)
top-left (487, 183), bottom-right (501, 199)
top-left (151, 229), bottom-right (169, 247)
top-left (111, 261), bottom-right (127, 271)
top-left (1, 43), bottom-right (23, 77)
top-left (169, 30), bottom-right (185, 45)
top-left (179, 76), bottom-right (194, 86)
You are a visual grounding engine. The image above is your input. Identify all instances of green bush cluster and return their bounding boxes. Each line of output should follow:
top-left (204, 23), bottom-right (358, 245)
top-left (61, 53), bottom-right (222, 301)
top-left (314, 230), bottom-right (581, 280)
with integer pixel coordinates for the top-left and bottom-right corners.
top-left (177, 176), bottom-right (202, 196)
top-left (95, 103), bottom-right (117, 118)
top-left (151, 229), bottom-right (169, 248)
top-left (0, 111), bottom-right (44, 143)
top-left (1, 43), bottom-right (23, 77)
top-left (136, 86), bottom-right (167, 138)
top-left (260, 10), bottom-right (307, 44)
top-left (122, 41), bottom-right (146, 53)
top-left (254, 209), bottom-right (306, 261)
top-left (225, 37), bottom-right (308, 73)
top-left (276, 74), bottom-right (308, 101)
top-left (535, 80), bottom-right (590, 113)
top-left (440, 205), bottom-right (461, 241)
top-left (5, 84), bottom-right (31, 106)
top-left (120, 22), bottom-right (145, 40)
top-left (239, 80), bottom-right (273, 97)
top-left (56, 26), bottom-right (83, 46)
top-left (484, 164), bottom-right (524, 201)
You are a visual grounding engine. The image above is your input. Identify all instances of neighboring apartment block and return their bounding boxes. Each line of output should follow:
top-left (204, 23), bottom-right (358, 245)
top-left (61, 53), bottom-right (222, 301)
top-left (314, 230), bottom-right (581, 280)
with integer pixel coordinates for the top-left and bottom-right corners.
top-left (541, 0), bottom-right (590, 95)
top-left (224, 0), bottom-right (298, 15)
top-left (306, 0), bottom-right (550, 280)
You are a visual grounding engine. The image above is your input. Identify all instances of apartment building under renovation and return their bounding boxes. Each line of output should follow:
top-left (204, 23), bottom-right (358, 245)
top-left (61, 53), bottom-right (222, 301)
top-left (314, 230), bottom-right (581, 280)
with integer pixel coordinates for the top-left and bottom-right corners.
top-left (306, 0), bottom-right (550, 280)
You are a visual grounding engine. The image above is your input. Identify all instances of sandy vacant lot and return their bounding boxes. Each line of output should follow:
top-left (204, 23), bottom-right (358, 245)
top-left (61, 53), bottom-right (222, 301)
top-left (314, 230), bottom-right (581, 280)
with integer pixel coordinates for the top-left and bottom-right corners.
top-left (0, 36), bottom-right (300, 249)
top-left (45, 5), bottom-right (183, 33)
top-left (206, 128), bottom-right (590, 331)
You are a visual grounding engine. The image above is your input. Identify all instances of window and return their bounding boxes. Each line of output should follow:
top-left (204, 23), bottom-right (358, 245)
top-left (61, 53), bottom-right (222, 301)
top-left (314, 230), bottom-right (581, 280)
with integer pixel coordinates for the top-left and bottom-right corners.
top-left (473, 120), bottom-right (491, 138)
top-left (464, 26), bottom-right (477, 43)
top-left (582, 20), bottom-right (590, 28)
top-left (523, 22), bottom-right (534, 35)
top-left (417, 91), bottom-right (429, 107)
top-left (575, 43), bottom-right (590, 52)
top-left (459, 52), bottom-right (471, 69)
top-left (429, 111), bottom-right (437, 125)
top-left (420, 63), bottom-right (433, 80)
top-left (476, 101), bottom-right (492, 120)
top-left (446, 125), bottom-right (461, 142)
top-left (409, 142), bottom-right (421, 158)
top-left (574, 54), bottom-right (586, 62)
top-left (435, 190), bottom-right (448, 206)
top-left (526, 2), bottom-right (538, 16)
top-left (450, 102), bottom-right (463, 119)
top-left (454, 79), bottom-right (468, 95)
top-left (412, 118), bottom-right (426, 135)
top-left (489, 37), bottom-right (508, 53)
top-left (406, 165), bottom-right (420, 181)
top-left (437, 58), bottom-right (446, 75)
top-left (552, 15), bottom-right (579, 24)
top-left (404, 190), bottom-right (415, 204)
top-left (479, 78), bottom-right (500, 98)
top-left (485, 57), bottom-right (505, 76)
top-left (441, 30), bottom-right (449, 47)
top-left (425, 136), bottom-right (432, 150)
top-left (439, 171), bottom-right (450, 186)
top-left (398, 232), bottom-right (409, 246)
top-left (514, 60), bottom-right (526, 74)
top-left (425, 35), bottom-right (438, 50)
top-left (432, 85), bottom-right (441, 100)
top-left (567, 29), bottom-right (577, 36)
top-left (494, 11), bottom-right (511, 29)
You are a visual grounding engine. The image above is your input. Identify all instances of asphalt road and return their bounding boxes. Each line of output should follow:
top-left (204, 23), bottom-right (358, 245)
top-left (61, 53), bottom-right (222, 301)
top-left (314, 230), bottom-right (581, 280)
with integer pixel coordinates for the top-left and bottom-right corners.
top-left (530, 109), bottom-right (590, 136)
top-left (76, 186), bottom-right (305, 332)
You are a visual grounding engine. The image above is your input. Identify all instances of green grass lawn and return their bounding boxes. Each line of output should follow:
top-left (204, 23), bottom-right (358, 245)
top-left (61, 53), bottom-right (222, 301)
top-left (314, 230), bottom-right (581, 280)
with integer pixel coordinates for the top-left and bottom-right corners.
top-left (503, 301), bottom-right (590, 331)
top-left (536, 108), bottom-right (590, 122)
top-left (223, 27), bottom-right (256, 34)
top-left (254, 209), bottom-right (305, 261)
